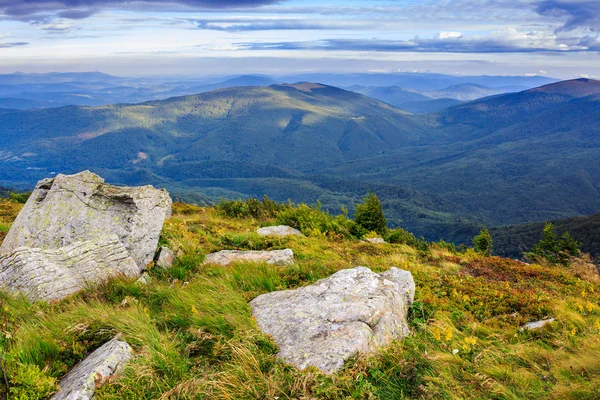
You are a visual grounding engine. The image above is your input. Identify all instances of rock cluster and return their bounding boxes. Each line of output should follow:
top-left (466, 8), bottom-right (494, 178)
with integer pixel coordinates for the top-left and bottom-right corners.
top-left (250, 266), bottom-right (415, 373)
top-left (51, 338), bottom-right (133, 400)
top-left (204, 249), bottom-right (294, 266)
top-left (0, 171), bottom-right (171, 301)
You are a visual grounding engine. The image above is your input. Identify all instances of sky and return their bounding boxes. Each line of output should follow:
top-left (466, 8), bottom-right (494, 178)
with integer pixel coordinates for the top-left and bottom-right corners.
top-left (0, 0), bottom-right (599, 78)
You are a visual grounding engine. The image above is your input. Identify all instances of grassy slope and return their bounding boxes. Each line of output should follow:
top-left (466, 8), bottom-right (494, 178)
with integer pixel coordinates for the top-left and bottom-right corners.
top-left (0, 200), bottom-right (599, 399)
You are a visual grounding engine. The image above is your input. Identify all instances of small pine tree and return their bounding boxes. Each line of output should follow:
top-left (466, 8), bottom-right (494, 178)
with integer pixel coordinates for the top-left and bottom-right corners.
top-left (530, 223), bottom-right (581, 265)
top-left (473, 228), bottom-right (493, 256)
top-left (354, 193), bottom-right (387, 235)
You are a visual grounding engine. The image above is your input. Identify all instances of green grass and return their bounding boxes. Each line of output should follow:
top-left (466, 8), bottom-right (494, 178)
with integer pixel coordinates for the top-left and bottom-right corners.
top-left (0, 201), bottom-right (598, 399)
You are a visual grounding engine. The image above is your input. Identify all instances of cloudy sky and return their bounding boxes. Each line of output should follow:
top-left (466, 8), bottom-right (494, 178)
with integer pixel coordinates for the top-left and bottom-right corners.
top-left (0, 0), bottom-right (599, 78)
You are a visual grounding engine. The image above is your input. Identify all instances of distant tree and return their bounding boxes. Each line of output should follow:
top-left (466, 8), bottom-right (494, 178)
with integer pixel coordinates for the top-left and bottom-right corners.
top-left (354, 193), bottom-right (387, 235)
top-left (473, 228), bottom-right (493, 256)
top-left (530, 223), bottom-right (581, 265)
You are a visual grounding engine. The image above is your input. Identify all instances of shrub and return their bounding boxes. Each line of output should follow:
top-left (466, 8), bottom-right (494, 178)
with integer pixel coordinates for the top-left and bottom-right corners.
top-left (217, 195), bottom-right (286, 219)
top-left (386, 227), bottom-right (428, 251)
top-left (276, 202), bottom-right (358, 239)
top-left (473, 228), bottom-right (493, 256)
top-left (354, 193), bottom-right (387, 235)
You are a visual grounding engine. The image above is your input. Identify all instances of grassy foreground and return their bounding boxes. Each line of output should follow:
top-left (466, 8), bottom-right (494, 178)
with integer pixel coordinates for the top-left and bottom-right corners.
top-left (0, 200), bottom-right (599, 399)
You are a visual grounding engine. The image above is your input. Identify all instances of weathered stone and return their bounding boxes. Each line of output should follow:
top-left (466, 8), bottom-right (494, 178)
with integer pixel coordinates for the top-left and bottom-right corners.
top-left (250, 266), bottom-right (415, 373)
top-left (0, 235), bottom-right (139, 301)
top-left (155, 246), bottom-right (175, 269)
top-left (0, 171), bottom-right (172, 269)
top-left (52, 337), bottom-right (133, 400)
top-left (363, 238), bottom-right (386, 244)
top-left (136, 272), bottom-right (153, 285)
top-left (521, 318), bottom-right (555, 331)
top-left (204, 249), bottom-right (294, 266)
top-left (257, 225), bottom-right (303, 237)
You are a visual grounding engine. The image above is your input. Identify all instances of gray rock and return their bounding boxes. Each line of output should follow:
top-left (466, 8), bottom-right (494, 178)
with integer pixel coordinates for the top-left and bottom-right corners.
top-left (521, 318), bottom-right (555, 331)
top-left (363, 238), bottom-right (386, 244)
top-left (52, 337), bottom-right (133, 400)
top-left (0, 235), bottom-right (139, 302)
top-left (136, 272), bottom-right (153, 285)
top-left (204, 249), bottom-right (294, 266)
top-left (250, 266), bottom-right (415, 373)
top-left (155, 246), bottom-right (175, 269)
top-left (257, 225), bottom-right (303, 237)
top-left (0, 171), bottom-right (172, 269)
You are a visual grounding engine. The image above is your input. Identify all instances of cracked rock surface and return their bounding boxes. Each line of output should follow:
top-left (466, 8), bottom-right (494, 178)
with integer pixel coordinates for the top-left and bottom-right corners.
top-left (257, 225), bottom-right (303, 237)
top-left (250, 266), bottom-right (415, 373)
top-left (0, 235), bottom-right (139, 302)
top-left (0, 170), bottom-right (172, 269)
top-left (51, 337), bottom-right (133, 400)
top-left (204, 249), bottom-right (294, 266)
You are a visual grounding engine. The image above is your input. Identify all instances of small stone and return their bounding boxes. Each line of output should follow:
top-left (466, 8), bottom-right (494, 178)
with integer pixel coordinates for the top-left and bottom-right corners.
top-left (204, 249), bottom-right (294, 266)
top-left (257, 225), bottom-right (303, 237)
top-left (250, 266), bottom-right (415, 373)
top-left (155, 246), bottom-right (175, 269)
top-left (51, 337), bottom-right (132, 400)
top-left (137, 272), bottom-right (153, 285)
top-left (521, 318), bottom-right (555, 331)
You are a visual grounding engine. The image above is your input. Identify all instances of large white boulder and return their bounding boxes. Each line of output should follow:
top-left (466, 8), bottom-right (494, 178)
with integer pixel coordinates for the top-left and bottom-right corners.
top-left (250, 266), bottom-right (415, 373)
top-left (51, 337), bottom-right (133, 400)
top-left (0, 170), bottom-right (172, 269)
top-left (0, 235), bottom-right (139, 302)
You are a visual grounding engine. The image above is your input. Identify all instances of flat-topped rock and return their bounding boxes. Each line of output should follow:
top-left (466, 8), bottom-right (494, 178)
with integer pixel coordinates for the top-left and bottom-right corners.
top-left (52, 337), bottom-right (133, 400)
top-left (204, 249), bottom-right (294, 266)
top-left (363, 238), bottom-right (386, 244)
top-left (521, 318), bottom-right (555, 331)
top-left (250, 266), bottom-right (415, 373)
top-left (257, 225), bottom-right (303, 237)
top-left (0, 235), bottom-right (139, 302)
top-left (0, 170), bottom-right (172, 269)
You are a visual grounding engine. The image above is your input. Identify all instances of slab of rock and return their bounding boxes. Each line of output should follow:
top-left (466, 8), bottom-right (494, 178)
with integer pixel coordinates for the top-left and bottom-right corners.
top-left (250, 266), bottom-right (415, 373)
top-left (0, 235), bottom-right (139, 301)
top-left (155, 246), bottom-right (175, 269)
top-left (0, 171), bottom-right (172, 269)
top-left (257, 225), bottom-right (303, 237)
top-left (52, 337), bottom-right (133, 400)
top-left (521, 318), bottom-right (555, 331)
top-left (364, 238), bottom-right (386, 244)
top-left (204, 249), bottom-right (294, 266)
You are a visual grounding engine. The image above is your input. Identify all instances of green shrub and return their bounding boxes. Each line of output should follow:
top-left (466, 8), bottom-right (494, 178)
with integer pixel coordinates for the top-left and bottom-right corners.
top-left (276, 202), bottom-right (359, 239)
top-left (217, 195), bottom-right (286, 219)
top-left (8, 191), bottom-right (30, 204)
top-left (354, 193), bottom-right (387, 235)
top-left (386, 227), bottom-right (428, 251)
top-left (9, 363), bottom-right (57, 400)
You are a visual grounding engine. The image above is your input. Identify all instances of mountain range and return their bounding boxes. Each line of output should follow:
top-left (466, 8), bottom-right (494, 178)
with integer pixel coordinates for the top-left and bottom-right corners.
top-left (0, 76), bottom-right (598, 245)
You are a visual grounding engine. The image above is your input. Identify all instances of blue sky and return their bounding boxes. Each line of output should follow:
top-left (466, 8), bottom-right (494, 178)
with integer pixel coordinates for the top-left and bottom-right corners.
top-left (0, 0), bottom-right (599, 78)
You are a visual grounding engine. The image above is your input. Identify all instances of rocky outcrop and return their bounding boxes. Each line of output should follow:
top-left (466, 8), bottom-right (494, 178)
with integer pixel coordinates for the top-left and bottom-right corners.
top-left (155, 246), bottom-right (175, 269)
top-left (52, 337), bottom-right (133, 400)
top-left (0, 235), bottom-right (139, 301)
top-left (250, 266), bottom-right (415, 373)
top-left (257, 225), bottom-right (303, 237)
top-left (204, 249), bottom-right (294, 266)
top-left (1, 171), bottom-right (172, 269)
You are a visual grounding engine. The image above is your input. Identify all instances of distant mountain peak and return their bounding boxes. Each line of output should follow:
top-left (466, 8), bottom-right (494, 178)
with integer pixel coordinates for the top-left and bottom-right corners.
top-left (276, 82), bottom-right (327, 92)
top-left (527, 78), bottom-right (600, 97)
